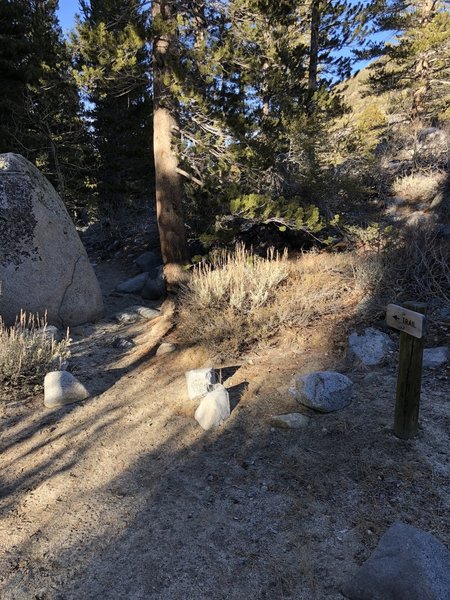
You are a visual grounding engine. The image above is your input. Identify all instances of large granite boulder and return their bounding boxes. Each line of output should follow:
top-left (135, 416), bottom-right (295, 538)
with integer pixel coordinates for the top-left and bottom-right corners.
top-left (0, 154), bottom-right (103, 326)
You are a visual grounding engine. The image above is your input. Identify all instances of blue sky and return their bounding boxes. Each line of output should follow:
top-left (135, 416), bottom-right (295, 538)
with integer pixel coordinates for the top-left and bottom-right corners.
top-left (57, 0), bottom-right (78, 35)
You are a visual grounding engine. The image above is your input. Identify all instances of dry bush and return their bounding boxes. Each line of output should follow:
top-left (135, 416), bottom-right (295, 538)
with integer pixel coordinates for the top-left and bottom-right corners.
top-left (380, 226), bottom-right (450, 304)
top-left (0, 312), bottom-right (70, 397)
top-left (177, 245), bottom-right (374, 360)
top-left (392, 171), bottom-right (446, 204)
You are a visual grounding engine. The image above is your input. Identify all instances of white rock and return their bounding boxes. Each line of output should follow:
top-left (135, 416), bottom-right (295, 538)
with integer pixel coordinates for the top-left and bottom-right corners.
top-left (423, 347), bottom-right (449, 368)
top-left (270, 413), bottom-right (310, 429)
top-left (44, 371), bottom-right (89, 408)
top-left (194, 385), bottom-right (230, 430)
top-left (292, 371), bottom-right (353, 412)
top-left (185, 367), bottom-right (217, 401)
top-left (156, 342), bottom-right (176, 356)
top-left (348, 327), bottom-right (395, 366)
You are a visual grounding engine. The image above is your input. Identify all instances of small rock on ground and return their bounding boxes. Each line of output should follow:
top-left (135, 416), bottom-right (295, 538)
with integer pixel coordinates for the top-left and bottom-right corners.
top-left (114, 306), bottom-right (160, 324)
top-left (44, 371), bottom-right (90, 408)
top-left (423, 347), bottom-right (449, 368)
top-left (292, 371), bottom-right (353, 413)
top-left (270, 413), bottom-right (310, 429)
top-left (156, 343), bottom-right (176, 356)
top-left (342, 521), bottom-right (450, 600)
top-left (348, 327), bottom-right (395, 366)
top-left (116, 273), bottom-right (148, 294)
top-left (185, 368), bottom-right (217, 401)
top-left (135, 251), bottom-right (162, 275)
top-left (141, 275), bottom-right (165, 300)
top-left (195, 384), bottom-right (230, 430)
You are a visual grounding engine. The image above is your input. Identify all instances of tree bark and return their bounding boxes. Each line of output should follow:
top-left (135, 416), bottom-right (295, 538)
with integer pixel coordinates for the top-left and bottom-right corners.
top-left (152, 0), bottom-right (189, 276)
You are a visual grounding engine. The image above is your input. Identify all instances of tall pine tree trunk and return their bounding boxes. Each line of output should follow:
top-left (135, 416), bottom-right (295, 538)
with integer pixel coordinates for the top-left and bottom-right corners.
top-left (152, 0), bottom-right (188, 278)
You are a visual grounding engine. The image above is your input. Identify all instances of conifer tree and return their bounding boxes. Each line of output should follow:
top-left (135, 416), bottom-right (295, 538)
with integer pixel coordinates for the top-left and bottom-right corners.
top-left (0, 0), bottom-right (88, 210)
top-left (73, 0), bottom-right (154, 216)
top-left (364, 0), bottom-right (450, 124)
top-left (0, 0), bottom-right (33, 153)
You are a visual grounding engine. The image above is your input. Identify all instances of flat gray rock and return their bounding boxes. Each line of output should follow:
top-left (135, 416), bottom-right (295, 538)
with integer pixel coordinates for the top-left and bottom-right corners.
top-left (423, 347), bottom-right (449, 369)
top-left (141, 275), bottom-right (165, 300)
top-left (342, 522), bottom-right (450, 600)
top-left (135, 251), bottom-right (162, 275)
top-left (44, 371), bottom-right (90, 408)
top-left (348, 328), bottom-right (395, 366)
top-left (0, 153), bottom-right (103, 326)
top-left (292, 371), bottom-right (353, 412)
top-left (114, 306), bottom-right (160, 324)
top-left (270, 413), bottom-right (310, 429)
top-left (116, 273), bottom-right (149, 294)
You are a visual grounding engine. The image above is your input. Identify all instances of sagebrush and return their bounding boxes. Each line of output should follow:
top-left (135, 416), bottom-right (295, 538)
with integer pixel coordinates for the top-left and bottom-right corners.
top-left (0, 312), bottom-right (70, 396)
top-left (177, 244), bottom-right (375, 359)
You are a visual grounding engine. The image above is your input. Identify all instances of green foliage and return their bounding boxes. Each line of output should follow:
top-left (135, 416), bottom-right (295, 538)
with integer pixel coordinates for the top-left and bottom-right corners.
top-left (230, 194), bottom-right (326, 232)
top-left (72, 0), bottom-right (153, 218)
top-left (0, 0), bottom-right (89, 212)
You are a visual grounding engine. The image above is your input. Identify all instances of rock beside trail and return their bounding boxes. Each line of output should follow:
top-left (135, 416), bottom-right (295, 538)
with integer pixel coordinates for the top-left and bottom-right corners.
top-left (195, 384), bottom-right (230, 430)
top-left (342, 522), bottom-right (450, 600)
top-left (185, 368), bottom-right (217, 401)
top-left (135, 251), bottom-right (162, 276)
top-left (37, 325), bottom-right (63, 343)
top-left (116, 273), bottom-right (148, 294)
top-left (114, 306), bottom-right (160, 324)
top-left (156, 343), bottom-right (176, 356)
top-left (44, 371), bottom-right (90, 408)
top-left (348, 328), bottom-right (395, 366)
top-left (423, 347), bottom-right (449, 368)
top-left (270, 413), bottom-right (310, 429)
top-left (0, 153), bottom-right (103, 326)
top-left (141, 273), bottom-right (165, 300)
top-left (291, 371), bottom-right (353, 413)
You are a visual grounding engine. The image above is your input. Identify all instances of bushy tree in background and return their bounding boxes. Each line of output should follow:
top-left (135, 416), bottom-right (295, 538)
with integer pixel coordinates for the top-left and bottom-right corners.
top-left (0, 0), bottom-right (87, 212)
top-left (72, 0), bottom-right (154, 219)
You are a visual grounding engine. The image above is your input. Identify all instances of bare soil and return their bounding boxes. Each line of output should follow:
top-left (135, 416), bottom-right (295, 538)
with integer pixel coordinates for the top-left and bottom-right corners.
top-left (1, 256), bottom-right (449, 600)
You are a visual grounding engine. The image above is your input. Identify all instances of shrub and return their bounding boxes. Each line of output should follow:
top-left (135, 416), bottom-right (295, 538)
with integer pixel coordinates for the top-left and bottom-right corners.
top-left (0, 312), bottom-right (70, 397)
top-left (177, 244), bottom-right (371, 360)
top-left (392, 171), bottom-right (446, 204)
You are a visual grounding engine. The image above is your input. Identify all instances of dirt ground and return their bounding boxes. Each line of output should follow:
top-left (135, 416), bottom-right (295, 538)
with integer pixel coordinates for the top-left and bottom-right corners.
top-left (1, 255), bottom-right (449, 599)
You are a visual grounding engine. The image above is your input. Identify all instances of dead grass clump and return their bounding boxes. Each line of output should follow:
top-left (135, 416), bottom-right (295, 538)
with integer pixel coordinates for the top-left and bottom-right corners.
top-left (0, 312), bottom-right (70, 398)
top-left (392, 171), bottom-right (446, 204)
top-left (382, 226), bottom-right (450, 304)
top-left (177, 245), bottom-right (373, 360)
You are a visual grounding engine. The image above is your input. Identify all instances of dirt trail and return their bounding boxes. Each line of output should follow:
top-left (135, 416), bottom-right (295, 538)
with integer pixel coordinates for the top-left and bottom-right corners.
top-left (1, 259), bottom-right (449, 599)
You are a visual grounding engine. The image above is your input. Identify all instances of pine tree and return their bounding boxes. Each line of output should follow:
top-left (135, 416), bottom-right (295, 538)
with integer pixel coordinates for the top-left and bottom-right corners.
top-left (73, 0), bottom-right (154, 218)
top-left (0, 0), bottom-right (33, 152)
top-left (364, 0), bottom-right (450, 124)
top-left (0, 1), bottom-right (88, 212)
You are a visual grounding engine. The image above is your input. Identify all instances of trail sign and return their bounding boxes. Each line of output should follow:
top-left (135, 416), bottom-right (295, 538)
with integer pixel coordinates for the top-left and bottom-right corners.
top-left (386, 301), bottom-right (427, 440)
top-left (386, 303), bottom-right (426, 339)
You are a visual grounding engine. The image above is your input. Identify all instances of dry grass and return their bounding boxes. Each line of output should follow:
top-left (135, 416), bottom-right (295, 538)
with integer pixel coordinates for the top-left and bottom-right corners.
top-left (177, 245), bottom-right (375, 360)
top-left (0, 312), bottom-right (70, 400)
top-left (392, 170), bottom-right (446, 204)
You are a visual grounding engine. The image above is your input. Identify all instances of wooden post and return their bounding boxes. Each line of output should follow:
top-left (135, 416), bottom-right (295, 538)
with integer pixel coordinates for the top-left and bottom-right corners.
top-left (394, 301), bottom-right (427, 439)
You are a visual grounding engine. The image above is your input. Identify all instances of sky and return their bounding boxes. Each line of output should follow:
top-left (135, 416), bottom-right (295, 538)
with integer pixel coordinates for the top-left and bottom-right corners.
top-left (57, 0), bottom-right (78, 35)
